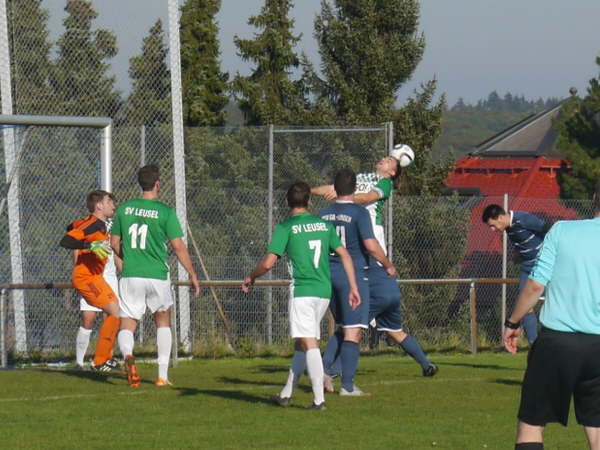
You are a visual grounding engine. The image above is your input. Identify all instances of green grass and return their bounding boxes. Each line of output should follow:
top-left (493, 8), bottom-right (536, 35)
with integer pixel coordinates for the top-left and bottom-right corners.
top-left (0, 352), bottom-right (588, 449)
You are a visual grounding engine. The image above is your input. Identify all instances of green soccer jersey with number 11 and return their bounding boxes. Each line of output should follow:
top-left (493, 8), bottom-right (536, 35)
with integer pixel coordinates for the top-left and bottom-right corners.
top-left (112, 198), bottom-right (184, 280)
top-left (268, 212), bottom-right (342, 298)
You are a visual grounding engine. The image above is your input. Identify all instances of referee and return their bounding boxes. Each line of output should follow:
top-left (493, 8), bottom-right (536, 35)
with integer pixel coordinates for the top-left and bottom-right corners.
top-left (504, 181), bottom-right (600, 450)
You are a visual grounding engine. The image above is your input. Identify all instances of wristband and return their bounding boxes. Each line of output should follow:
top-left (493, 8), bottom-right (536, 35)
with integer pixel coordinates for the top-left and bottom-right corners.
top-left (504, 318), bottom-right (520, 330)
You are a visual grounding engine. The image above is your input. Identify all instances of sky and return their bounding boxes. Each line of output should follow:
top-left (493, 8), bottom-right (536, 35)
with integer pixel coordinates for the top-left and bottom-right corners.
top-left (40, 0), bottom-right (600, 107)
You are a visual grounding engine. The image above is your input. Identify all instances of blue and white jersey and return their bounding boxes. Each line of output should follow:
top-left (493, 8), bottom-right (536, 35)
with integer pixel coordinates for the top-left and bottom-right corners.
top-left (318, 201), bottom-right (375, 268)
top-left (506, 210), bottom-right (547, 270)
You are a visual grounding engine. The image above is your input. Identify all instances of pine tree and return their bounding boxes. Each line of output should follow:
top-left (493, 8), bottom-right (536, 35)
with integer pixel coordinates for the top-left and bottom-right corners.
top-left (51, 0), bottom-right (120, 116)
top-left (556, 58), bottom-right (600, 200)
top-left (314, 0), bottom-right (425, 124)
top-left (7, 0), bottom-right (56, 114)
top-left (231, 0), bottom-right (313, 125)
top-left (120, 20), bottom-right (170, 126)
top-left (180, 0), bottom-right (229, 127)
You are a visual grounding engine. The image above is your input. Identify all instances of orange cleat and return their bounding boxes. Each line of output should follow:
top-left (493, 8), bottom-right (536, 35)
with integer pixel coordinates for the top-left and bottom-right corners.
top-left (124, 355), bottom-right (141, 388)
top-left (155, 378), bottom-right (173, 387)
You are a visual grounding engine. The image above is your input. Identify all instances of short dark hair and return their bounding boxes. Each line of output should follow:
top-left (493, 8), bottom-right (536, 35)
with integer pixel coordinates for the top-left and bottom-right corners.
top-left (138, 165), bottom-right (160, 191)
top-left (86, 189), bottom-right (112, 213)
top-left (334, 169), bottom-right (356, 196)
top-left (287, 181), bottom-right (311, 208)
top-left (481, 204), bottom-right (506, 223)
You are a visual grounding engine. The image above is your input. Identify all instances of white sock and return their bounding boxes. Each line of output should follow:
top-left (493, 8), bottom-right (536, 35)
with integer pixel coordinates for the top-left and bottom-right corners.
top-left (75, 327), bottom-right (92, 366)
top-left (280, 351), bottom-right (306, 398)
top-left (157, 327), bottom-right (171, 380)
top-left (306, 348), bottom-right (325, 405)
top-left (118, 329), bottom-right (134, 358)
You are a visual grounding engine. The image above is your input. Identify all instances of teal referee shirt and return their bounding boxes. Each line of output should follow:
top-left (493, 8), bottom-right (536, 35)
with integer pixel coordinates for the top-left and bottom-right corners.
top-left (530, 218), bottom-right (600, 334)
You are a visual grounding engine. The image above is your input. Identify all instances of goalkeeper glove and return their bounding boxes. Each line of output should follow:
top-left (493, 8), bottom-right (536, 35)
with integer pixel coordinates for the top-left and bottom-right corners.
top-left (90, 240), bottom-right (111, 259)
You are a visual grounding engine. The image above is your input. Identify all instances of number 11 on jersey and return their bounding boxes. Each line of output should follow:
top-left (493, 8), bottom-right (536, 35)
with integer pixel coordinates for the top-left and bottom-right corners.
top-left (128, 223), bottom-right (148, 249)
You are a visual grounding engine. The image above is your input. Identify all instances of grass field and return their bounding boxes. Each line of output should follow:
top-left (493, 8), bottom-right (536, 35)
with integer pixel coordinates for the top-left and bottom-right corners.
top-left (0, 352), bottom-right (588, 449)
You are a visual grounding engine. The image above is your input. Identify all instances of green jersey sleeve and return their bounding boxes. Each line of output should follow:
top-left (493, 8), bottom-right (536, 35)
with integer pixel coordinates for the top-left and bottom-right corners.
top-left (328, 223), bottom-right (343, 251)
top-left (165, 208), bottom-right (184, 240)
top-left (267, 224), bottom-right (289, 256)
top-left (373, 178), bottom-right (392, 200)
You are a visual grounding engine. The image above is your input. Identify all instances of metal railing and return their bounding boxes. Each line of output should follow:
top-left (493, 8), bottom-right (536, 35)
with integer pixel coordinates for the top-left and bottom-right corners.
top-left (0, 277), bottom-right (520, 367)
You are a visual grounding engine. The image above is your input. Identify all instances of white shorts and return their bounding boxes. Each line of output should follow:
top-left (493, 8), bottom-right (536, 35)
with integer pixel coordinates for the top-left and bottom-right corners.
top-left (289, 297), bottom-right (330, 339)
top-left (80, 274), bottom-right (119, 312)
top-left (119, 277), bottom-right (173, 321)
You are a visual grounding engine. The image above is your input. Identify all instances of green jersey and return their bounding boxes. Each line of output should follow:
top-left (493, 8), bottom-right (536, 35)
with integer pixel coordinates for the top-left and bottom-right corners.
top-left (112, 198), bottom-right (184, 280)
top-left (355, 172), bottom-right (392, 226)
top-left (267, 212), bottom-right (342, 298)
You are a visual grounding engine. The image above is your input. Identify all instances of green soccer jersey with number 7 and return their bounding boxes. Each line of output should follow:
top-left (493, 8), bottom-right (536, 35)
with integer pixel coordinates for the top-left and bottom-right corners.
top-left (267, 212), bottom-right (342, 298)
top-left (112, 198), bottom-right (184, 280)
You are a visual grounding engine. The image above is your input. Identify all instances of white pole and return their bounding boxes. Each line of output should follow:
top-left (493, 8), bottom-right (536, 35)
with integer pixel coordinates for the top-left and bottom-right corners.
top-left (267, 125), bottom-right (274, 345)
top-left (0, 0), bottom-right (26, 354)
top-left (101, 124), bottom-right (112, 192)
top-left (501, 193), bottom-right (508, 342)
top-left (168, 0), bottom-right (191, 353)
top-left (387, 122), bottom-right (394, 259)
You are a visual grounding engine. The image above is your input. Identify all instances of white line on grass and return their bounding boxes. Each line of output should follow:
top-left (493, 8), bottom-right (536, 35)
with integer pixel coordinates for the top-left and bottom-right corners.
top-left (0, 389), bottom-right (147, 403)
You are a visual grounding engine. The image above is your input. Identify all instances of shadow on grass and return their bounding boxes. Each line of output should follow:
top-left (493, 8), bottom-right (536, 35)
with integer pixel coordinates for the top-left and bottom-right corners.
top-left (252, 365), bottom-right (287, 374)
top-left (493, 378), bottom-right (522, 386)
top-left (31, 367), bottom-right (155, 386)
top-left (174, 387), bottom-right (277, 406)
top-left (440, 362), bottom-right (522, 371)
top-left (217, 376), bottom-right (313, 393)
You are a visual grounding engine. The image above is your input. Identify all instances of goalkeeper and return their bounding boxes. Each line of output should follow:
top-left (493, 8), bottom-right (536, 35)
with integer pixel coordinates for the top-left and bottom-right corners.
top-left (59, 190), bottom-right (120, 371)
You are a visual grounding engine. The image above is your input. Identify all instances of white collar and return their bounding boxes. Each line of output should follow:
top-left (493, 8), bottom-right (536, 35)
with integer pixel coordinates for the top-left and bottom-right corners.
top-left (335, 200), bottom-right (353, 204)
top-left (509, 210), bottom-right (514, 227)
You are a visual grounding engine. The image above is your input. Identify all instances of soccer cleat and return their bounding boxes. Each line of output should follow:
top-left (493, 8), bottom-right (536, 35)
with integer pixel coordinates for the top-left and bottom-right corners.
top-left (105, 358), bottom-right (120, 370)
top-left (90, 361), bottom-right (114, 372)
top-left (155, 378), bottom-right (172, 387)
top-left (75, 363), bottom-right (85, 371)
top-left (270, 394), bottom-right (291, 408)
top-left (423, 364), bottom-right (439, 377)
top-left (339, 385), bottom-right (372, 397)
top-left (308, 402), bottom-right (326, 411)
top-left (323, 374), bottom-right (335, 393)
top-left (124, 355), bottom-right (141, 387)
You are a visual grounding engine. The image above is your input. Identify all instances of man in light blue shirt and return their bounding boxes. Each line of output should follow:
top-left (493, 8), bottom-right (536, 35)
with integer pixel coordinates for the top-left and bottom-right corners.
top-left (504, 183), bottom-right (600, 450)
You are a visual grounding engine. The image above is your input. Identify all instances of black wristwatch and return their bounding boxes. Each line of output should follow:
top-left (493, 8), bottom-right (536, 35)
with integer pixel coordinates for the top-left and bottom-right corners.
top-left (504, 318), bottom-right (520, 329)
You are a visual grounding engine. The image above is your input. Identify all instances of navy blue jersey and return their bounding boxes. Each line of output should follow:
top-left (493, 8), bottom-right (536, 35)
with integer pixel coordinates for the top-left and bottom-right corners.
top-left (507, 210), bottom-right (547, 270)
top-left (318, 201), bottom-right (375, 268)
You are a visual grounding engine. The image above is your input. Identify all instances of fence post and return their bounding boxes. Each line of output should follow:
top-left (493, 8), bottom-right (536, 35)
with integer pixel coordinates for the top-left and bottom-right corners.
top-left (386, 121), bottom-right (394, 260)
top-left (267, 125), bottom-right (274, 345)
top-left (1, 288), bottom-right (6, 368)
top-left (501, 193), bottom-right (508, 344)
top-left (171, 285), bottom-right (178, 368)
top-left (469, 281), bottom-right (477, 355)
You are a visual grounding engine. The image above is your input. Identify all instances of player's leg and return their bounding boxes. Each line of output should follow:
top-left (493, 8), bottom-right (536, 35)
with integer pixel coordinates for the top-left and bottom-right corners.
top-left (282, 296), bottom-right (329, 409)
top-left (75, 303), bottom-right (98, 367)
top-left (322, 266), bottom-right (345, 389)
top-left (519, 269), bottom-right (538, 344)
top-left (515, 422), bottom-right (544, 448)
top-left (584, 427), bottom-right (600, 450)
top-left (75, 276), bottom-right (120, 370)
top-left (118, 277), bottom-right (148, 387)
top-left (370, 264), bottom-right (437, 376)
top-left (146, 278), bottom-right (174, 385)
top-left (277, 339), bottom-right (307, 403)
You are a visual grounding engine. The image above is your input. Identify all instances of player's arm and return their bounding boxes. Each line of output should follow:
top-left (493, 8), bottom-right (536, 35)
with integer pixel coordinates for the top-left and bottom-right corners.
top-left (355, 178), bottom-right (391, 204)
top-left (504, 224), bottom-right (558, 354)
top-left (110, 234), bottom-right (122, 259)
top-left (113, 253), bottom-right (123, 273)
top-left (353, 191), bottom-right (381, 204)
top-left (311, 184), bottom-right (337, 201)
top-left (363, 238), bottom-right (396, 277)
top-left (60, 231), bottom-right (90, 250)
top-left (171, 237), bottom-right (201, 297)
top-left (520, 212), bottom-right (547, 234)
top-left (333, 245), bottom-right (361, 310)
top-left (242, 253), bottom-right (279, 292)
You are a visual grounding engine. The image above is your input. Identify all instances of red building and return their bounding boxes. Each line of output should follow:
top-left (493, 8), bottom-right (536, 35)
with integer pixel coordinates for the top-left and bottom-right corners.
top-left (445, 102), bottom-right (575, 266)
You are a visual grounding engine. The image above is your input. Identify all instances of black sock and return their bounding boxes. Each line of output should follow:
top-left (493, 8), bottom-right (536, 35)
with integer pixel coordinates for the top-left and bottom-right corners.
top-left (515, 442), bottom-right (543, 450)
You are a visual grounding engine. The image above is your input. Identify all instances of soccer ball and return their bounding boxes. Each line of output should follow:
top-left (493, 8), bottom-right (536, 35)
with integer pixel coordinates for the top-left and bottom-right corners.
top-left (390, 144), bottom-right (415, 168)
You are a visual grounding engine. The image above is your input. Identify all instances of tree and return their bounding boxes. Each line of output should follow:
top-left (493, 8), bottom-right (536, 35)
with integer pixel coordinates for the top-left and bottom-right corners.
top-left (180, 0), bottom-right (229, 127)
top-left (556, 60), bottom-right (600, 200)
top-left (314, 0), bottom-right (425, 124)
top-left (51, 0), bottom-right (120, 116)
top-left (231, 0), bottom-right (315, 125)
top-left (120, 20), bottom-right (170, 127)
top-left (7, 0), bottom-right (56, 114)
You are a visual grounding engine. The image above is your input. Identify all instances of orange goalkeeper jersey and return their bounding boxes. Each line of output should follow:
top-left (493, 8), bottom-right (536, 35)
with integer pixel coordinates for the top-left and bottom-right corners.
top-left (66, 215), bottom-right (109, 278)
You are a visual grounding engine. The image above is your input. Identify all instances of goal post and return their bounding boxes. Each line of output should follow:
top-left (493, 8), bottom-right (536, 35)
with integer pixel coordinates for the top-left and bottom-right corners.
top-left (0, 114), bottom-right (112, 355)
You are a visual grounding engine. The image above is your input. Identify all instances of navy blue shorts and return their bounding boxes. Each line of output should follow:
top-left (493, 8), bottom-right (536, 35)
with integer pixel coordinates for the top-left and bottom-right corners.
top-left (330, 263), bottom-right (370, 328)
top-left (368, 262), bottom-right (402, 331)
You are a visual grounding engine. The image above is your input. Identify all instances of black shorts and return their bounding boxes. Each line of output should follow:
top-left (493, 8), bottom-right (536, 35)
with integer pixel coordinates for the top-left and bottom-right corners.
top-left (518, 327), bottom-right (600, 427)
